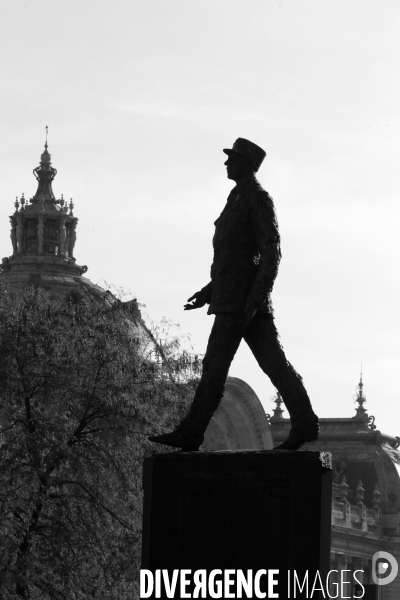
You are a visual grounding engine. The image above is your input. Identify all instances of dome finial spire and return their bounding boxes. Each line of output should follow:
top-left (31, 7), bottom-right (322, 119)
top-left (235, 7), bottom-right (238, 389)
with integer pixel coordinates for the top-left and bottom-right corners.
top-left (33, 128), bottom-right (57, 202)
top-left (353, 363), bottom-right (367, 418)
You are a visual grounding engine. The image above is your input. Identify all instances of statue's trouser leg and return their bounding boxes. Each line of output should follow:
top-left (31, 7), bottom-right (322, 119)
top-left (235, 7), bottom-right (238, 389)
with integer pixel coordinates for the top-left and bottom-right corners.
top-left (177, 313), bottom-right (244, 438)
top-left (244, 313), bottom-right (317, 425)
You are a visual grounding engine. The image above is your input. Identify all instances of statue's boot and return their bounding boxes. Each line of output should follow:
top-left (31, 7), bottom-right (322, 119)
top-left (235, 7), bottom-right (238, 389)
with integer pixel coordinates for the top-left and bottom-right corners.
top-left (274, 418), bottom-right (319, 450)
top-left (148, 430), bottom-right (203, 452)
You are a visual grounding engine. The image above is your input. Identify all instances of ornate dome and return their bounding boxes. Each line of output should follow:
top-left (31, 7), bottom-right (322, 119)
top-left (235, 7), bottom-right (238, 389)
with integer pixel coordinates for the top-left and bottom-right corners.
top-left (0, 133), bottom-right (141, 322)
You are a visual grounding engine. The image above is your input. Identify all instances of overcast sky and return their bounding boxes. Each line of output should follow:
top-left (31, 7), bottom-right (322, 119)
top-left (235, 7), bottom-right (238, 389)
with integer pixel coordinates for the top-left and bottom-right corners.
top-left (1, 0), bottom-right (399, 436)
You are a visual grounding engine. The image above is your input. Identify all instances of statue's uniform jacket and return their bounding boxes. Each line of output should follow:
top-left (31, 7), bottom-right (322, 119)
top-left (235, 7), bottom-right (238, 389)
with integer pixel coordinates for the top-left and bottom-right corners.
top-left (205, 175), bottom-right (282, 315)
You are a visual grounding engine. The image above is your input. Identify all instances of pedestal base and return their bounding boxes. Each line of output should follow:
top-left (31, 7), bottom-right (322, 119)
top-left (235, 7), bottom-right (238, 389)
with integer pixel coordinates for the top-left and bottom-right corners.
top-left (142, 450), bottom-right (331, 599)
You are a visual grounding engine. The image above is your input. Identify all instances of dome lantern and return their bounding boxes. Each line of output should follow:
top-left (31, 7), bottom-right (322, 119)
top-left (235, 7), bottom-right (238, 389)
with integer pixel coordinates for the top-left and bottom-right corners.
top-left (1, 130), bottom-right (88, 292)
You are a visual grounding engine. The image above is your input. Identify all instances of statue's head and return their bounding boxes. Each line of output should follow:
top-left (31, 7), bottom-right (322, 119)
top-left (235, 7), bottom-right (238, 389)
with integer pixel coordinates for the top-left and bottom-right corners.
top-left (223, 138), bottom-right (266, 181)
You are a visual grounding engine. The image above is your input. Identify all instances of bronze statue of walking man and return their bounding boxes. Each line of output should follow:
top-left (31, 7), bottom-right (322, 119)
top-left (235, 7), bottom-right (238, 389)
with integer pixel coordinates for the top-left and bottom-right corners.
top-left (150, 138), bottom-right (318, 451)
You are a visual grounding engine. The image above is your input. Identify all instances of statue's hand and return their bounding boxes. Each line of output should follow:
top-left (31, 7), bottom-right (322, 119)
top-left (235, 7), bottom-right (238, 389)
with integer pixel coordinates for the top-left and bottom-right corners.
top-left (184, 288), bottom-right (209, 311)
top-left (244, 297), bottom-right (258, 328)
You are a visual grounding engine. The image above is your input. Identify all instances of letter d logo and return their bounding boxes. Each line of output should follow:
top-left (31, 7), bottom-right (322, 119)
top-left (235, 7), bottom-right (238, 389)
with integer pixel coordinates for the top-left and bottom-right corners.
top-left (372, 551), bottom-right (398, 586)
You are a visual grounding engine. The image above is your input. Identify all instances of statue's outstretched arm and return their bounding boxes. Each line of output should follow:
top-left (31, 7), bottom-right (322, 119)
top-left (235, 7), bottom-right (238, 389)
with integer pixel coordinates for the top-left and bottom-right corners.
top-left (184, 282), bottom-right (212, 311)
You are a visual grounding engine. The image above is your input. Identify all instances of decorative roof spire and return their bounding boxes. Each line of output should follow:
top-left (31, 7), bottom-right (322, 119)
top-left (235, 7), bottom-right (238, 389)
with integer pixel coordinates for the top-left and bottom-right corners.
top-left (339, 475), bottom-right (349, 502)
top-left (355, 479), bottom-right (365, 506)
top-left (372, 483), bottom-right (381, 509)
top-left (353, 365), bottom-right (376, 429)
top-left (354, 365), bottom-right (366, 415)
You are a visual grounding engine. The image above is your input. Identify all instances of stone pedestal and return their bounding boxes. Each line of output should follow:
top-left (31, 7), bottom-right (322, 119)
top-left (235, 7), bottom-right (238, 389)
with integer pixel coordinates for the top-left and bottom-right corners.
top-left (142, 450), bottom-right (331, 599)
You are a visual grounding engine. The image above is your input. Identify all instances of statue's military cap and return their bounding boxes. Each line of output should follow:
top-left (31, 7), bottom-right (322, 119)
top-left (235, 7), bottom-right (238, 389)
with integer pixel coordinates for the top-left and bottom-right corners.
top-left (223, 138), bottom-right (266, 172)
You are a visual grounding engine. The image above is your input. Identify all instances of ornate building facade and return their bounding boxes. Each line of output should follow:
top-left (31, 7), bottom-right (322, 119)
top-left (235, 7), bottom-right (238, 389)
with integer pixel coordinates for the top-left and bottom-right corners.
top-left (271, 378), bottom-right (400, 599)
